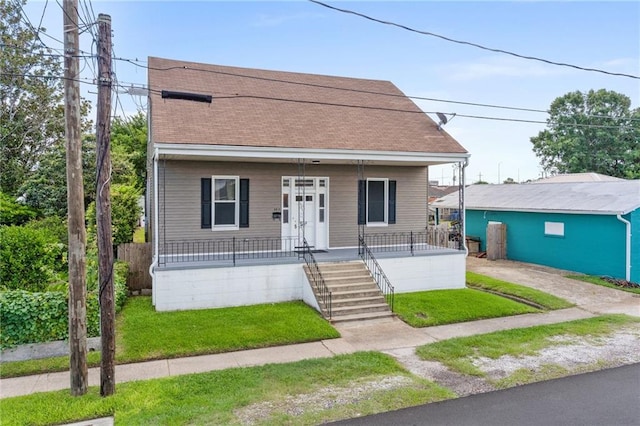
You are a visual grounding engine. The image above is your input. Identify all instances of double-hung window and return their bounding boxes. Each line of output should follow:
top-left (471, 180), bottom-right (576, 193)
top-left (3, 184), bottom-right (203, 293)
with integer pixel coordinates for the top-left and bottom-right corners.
top-left (358, 178), bottom-right (396, 226)
top-left (201, 176), bottom-right (249, 230)
top-left (213, 176), bottom-right (238, 228)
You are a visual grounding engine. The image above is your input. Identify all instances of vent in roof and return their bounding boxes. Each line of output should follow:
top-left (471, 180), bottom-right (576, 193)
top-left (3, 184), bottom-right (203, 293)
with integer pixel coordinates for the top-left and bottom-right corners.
top-left (161, 90), bottom-right (212, 104)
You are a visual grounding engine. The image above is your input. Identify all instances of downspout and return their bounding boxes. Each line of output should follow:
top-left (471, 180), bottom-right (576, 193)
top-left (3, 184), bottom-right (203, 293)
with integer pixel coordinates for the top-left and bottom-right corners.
top-left (149, 147), bottom-right (159, 305)
top-left (461, 159), bottom-right (469, 256)
top-left (616, 213), bottom-right (631, 281)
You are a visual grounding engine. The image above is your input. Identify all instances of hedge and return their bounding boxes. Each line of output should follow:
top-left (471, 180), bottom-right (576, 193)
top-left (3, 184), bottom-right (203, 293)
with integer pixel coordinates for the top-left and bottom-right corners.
top-left (0, 262), bottom-right (129, 350)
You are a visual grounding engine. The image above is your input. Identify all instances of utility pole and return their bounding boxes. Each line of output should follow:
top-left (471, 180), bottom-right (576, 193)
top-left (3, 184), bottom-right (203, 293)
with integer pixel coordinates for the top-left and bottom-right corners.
top-left (63, 0), bottom-right (87, 396)
top-left (96, 13), bottom-right (115, 397)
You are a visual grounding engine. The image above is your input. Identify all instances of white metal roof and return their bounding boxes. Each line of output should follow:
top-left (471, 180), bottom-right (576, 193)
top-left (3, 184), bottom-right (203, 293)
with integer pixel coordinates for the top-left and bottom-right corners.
top-left (533, 173), bottom-right (624, 183)
top-left (433, 180), bottom-right (640, 215)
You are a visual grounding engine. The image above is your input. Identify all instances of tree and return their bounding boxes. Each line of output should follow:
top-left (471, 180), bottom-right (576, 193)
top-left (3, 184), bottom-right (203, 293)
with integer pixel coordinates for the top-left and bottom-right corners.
top-left (531, 89), bottom-right (640, 179)
top-left (503, 177), bottom-right (517, 184)
top-left (1, 0), bottom-right (64, 195)
top-left (0, 1), bottom-right (92, 196)
top-left (19, 136), bottom-right (96, 217)
top-left (111, 112), bottom-right (147, 190)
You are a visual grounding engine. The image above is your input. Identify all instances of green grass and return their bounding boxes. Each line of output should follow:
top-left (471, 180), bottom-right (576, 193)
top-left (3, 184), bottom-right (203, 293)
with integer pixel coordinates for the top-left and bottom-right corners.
top-left (132, 227), bottom-right (145, 243)
top-left (567, 274), bottom-right (640, 294)
top-left (416, 314), bottom-right (640, 376)
top-left (394, 288), bottom-right (539, 327)
top-left (0, 352), bottom-right (455, 426)
top-left (1, 297), bottom-right (339, 378)
top-left (466, 271), bottom-right (574, 309)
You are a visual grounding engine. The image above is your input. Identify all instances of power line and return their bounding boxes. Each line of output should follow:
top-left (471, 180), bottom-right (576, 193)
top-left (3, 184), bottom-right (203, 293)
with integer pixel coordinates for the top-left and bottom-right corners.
top-left (113, 57), bottom-right (640, 122)
top-left (308, 0), bottom-right (640, 80)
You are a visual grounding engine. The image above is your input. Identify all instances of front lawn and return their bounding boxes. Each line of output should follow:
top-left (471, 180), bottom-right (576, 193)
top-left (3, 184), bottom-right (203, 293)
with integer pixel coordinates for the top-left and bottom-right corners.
top-left (394, 288), bottom-right (539, 327)
top-left (415, 314), bottom-right (640, 377)
top-left (0, 352), bottom-right (455, 426)
top-left (1, 297), bottom-right (339, 378)
top-left (466, 271), bottom-right (573, 309)
top-left (567, 274), bottom-right (640, 294)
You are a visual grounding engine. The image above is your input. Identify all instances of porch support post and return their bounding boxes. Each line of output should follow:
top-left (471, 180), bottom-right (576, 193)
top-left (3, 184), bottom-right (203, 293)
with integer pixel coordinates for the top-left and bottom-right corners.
top-left (357, 160), bottom-right (365, 254)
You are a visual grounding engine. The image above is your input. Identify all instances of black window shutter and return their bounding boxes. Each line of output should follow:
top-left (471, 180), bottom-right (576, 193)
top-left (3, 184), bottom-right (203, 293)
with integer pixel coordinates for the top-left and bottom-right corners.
top-left (357, 180), bottom-right (366, 225)
top-left (201, 178), bottom-right (211, 229)
top-left (239, 178), bottom-right (249, 228)
top-left (388, 180), bottom-right (396, 224)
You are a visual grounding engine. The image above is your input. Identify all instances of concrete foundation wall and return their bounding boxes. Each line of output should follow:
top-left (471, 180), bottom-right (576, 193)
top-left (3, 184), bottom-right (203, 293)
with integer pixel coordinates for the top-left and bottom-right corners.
top-left (378, 252), bottom-right (466, 293)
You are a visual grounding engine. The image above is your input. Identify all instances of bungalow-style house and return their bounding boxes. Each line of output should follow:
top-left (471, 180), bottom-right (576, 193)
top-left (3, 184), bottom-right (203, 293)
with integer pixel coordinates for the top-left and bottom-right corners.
top-left (433, 179), bottom-right (640, 283)
top-left (147, 57), bottom-right (470, 319)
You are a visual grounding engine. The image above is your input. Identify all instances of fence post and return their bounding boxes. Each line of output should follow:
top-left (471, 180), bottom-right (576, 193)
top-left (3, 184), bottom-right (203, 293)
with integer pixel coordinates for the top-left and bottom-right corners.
top-left (410, 231), bottom-right (414, 256)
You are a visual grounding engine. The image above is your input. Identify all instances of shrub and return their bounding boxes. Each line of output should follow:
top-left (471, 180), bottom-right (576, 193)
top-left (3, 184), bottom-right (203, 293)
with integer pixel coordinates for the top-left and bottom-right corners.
top-left (0, 192), bottom-right (37, 226)
top-left (87, 184), bottom-right (142, 246)
top-left (0, 262), bottom-right (129, 349)
top-left (0, 226), bottom-right (63, 291)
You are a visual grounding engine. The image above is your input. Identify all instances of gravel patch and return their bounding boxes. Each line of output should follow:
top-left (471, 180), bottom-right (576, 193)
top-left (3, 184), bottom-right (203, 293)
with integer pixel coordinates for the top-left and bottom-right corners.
top-left (472, 328), bottom-right (640, 380)
top-left (234, 375), bottom-right (414, 425)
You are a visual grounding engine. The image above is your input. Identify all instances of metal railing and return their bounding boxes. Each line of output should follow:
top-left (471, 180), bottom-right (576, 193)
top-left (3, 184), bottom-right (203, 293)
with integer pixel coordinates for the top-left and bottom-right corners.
top-left (301, 238), bottom-right (332, 318)
top-left (363, 228), bottom-right (463, 255)
top-left (358, 236), bottom-right (394, 311)
top-left (159, 236), bottom-right (298, 266)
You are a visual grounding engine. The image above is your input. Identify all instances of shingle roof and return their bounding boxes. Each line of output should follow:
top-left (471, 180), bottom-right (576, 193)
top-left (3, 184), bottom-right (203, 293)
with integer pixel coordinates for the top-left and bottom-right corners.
top-left (432, 181), bottom-right (640, 215)
top-left (534, 173), bottom-right (624, 183)
top-left (148, 57), bottom-right (467, 154)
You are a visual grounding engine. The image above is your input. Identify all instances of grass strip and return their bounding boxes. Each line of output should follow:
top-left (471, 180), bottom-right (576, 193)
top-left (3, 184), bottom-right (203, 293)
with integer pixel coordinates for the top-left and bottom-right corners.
top-left (566, 274), bottom-right (640, 294)
top-left (0, 352), bottom-right (455, 426)
top-left (416, 314), bottom-right (640, 376)
top-left (466, 271), bottom-right (573, 310)
top-left (1, 298), bottom-right (339, 378)
top-left (394, 288), bottom-right (539, 327)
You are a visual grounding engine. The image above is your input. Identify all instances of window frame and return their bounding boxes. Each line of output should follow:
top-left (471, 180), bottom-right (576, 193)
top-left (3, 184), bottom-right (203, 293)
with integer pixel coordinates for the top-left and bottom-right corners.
top-left (212, 175), bottom-right (240, 230)
top-left (366, 178), bottom-right (388, 226)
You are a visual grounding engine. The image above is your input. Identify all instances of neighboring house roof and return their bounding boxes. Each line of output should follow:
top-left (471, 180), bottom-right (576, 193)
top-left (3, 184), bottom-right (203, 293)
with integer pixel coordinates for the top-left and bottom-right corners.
top-left (533, 173), bottom-right (624, 183)
top-left (148, 57), bottom-right (467, 156)
top-left (432, 181), bottom-right (640, 215)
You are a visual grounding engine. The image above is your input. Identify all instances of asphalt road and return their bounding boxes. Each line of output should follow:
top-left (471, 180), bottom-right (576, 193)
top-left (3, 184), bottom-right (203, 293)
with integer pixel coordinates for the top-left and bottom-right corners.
top-left (330, 363), bottom-right (640, 426)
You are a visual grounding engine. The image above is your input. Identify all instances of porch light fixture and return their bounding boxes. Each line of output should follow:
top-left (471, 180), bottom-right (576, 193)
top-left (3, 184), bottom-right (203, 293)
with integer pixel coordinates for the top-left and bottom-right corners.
top-left (161, 90), bottom-right (212, 104)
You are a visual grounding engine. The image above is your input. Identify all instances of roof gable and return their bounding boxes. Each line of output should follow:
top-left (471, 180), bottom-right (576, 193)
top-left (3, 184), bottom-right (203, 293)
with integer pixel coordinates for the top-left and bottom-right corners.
top-left (148, 57), bottom-right (467, 155)
top-left (433, 180), bottom-right (640, 215)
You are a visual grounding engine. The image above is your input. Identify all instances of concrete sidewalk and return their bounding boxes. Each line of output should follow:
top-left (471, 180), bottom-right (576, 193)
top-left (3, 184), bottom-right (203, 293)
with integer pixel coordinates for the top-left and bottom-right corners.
top-left (0, 306), bottom-right (600, 400)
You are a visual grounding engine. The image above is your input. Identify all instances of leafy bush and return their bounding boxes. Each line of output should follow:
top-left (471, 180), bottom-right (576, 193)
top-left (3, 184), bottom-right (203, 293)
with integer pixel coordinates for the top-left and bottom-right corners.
top-left (24, 215), bottom-right (69, 247)
top-left (0, 262), bottom-right (129, 349)
top-left (0, 291), bottom-right (68, 349)
top-left (87, 184), bottom-right (142, 246)
top-left (0, 192), bottom-right (37, 225)
top-left (0, 226), bottom-right (64, 291)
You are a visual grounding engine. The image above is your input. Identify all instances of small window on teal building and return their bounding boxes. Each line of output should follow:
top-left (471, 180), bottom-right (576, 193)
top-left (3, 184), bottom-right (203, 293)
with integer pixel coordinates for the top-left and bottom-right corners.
top-left (544, 221), bottom-right (564, 237)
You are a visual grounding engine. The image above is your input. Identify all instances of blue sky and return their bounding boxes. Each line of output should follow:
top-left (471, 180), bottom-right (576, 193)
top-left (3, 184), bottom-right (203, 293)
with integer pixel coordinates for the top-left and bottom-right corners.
top-left (24, 1), bottom-right (640, 184)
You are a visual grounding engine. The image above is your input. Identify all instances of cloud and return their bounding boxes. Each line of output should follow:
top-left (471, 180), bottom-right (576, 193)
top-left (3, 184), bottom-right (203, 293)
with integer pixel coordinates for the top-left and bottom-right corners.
top-left (251, 12), bottom-right (324, 28)
top-left (440, 55), bottom-right (571, 81)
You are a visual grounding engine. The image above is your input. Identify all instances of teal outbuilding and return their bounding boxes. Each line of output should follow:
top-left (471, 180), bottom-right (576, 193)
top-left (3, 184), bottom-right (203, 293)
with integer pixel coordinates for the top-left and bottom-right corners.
top-left (433, 180), bottom-right (640, 283)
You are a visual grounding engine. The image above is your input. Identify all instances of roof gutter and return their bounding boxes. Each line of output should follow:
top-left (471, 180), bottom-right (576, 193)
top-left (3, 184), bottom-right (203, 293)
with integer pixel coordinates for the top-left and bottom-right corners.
top-left (616, 213), bottom-right (631, 281)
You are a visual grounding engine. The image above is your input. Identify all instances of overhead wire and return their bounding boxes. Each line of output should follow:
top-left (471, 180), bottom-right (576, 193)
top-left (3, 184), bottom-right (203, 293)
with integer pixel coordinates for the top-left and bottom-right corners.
top-left (308, 0), bottom-right (640, 80)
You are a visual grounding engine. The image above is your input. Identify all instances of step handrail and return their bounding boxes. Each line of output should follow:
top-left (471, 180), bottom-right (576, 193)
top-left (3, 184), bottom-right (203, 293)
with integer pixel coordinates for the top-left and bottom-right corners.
top-left (301, 238), bottom-right (332, 319)
top-left (358, 236), bottom-right (395, 311)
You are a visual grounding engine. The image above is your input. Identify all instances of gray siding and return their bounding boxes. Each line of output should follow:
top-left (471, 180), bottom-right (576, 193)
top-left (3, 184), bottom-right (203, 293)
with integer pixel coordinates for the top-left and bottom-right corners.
top-left (157, 160), bottom-right (427, 247)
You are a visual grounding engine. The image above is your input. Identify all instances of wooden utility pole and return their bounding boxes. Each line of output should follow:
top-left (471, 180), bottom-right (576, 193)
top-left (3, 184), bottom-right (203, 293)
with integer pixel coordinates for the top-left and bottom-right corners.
top-left (96, 13), bottom-right (115, 397)
top-left (63, 0), bottom-right (88, 396)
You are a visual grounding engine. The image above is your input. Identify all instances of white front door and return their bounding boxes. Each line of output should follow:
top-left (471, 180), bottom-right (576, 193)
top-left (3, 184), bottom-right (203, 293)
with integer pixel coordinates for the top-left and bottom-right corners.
top-left (281, 177), bottom-right (328, 250)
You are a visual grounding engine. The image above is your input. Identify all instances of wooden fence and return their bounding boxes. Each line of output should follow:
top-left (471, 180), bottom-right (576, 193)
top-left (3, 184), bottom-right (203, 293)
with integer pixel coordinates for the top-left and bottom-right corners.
top-left (117, 242), bottom-right (152, 292)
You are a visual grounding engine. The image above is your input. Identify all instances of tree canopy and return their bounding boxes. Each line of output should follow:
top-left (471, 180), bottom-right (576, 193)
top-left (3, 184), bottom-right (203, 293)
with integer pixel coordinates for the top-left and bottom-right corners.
top-left (531, 89), bottom-right (640, 179)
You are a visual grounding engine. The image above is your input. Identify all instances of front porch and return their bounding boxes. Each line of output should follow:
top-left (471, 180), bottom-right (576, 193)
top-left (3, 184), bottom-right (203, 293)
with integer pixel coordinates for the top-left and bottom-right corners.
top-left (152, 231), bottom-right (466, 312)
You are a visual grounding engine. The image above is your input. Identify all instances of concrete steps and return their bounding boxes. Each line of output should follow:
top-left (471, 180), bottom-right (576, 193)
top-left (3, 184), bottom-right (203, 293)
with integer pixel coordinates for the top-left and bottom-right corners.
top-left (305, 260), bottom-right (393, 323)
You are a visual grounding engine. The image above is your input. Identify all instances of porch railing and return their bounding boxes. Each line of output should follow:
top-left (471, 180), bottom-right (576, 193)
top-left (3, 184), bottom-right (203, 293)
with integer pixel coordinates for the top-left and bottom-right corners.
top-left (159, 236), bottom-right (298, 266)
top-left (358, 236), bottom-right (394, 311)
top-left (363, 228), bottom-right (462, 255)
top-left (301, 238), bottom-right (332, 319)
